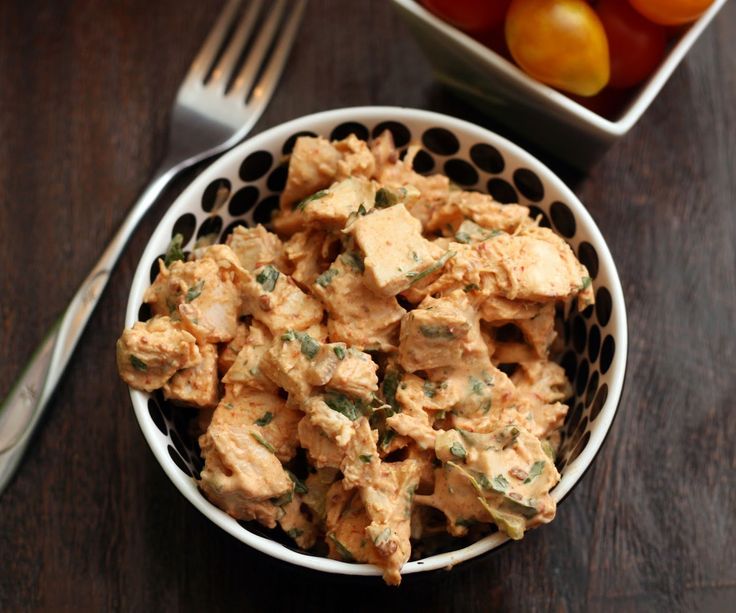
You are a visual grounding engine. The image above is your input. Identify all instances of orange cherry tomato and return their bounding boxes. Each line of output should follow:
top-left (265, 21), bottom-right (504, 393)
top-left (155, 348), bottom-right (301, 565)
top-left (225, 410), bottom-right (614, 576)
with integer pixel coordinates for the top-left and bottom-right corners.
top-left (421, 0), bottom-right (511, 33)
top-left (505, 0), bottom-right (610, 96)
top-left (597, 0), bottom-right (666, 89)
top-left (628, 0), bottom-right (714, 25)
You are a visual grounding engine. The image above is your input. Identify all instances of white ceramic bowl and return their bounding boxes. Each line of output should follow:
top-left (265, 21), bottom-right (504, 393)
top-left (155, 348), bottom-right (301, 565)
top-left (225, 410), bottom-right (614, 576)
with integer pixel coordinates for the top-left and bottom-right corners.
top-left (125, 107), bottom-right (628, 578)
top-left (391, 0), bottom-right (728, 169)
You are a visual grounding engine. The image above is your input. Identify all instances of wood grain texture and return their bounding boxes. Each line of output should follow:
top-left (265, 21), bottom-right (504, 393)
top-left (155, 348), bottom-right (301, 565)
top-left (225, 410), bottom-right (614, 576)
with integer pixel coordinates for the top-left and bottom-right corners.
top-left (0, 0), bottom-right (734, 611)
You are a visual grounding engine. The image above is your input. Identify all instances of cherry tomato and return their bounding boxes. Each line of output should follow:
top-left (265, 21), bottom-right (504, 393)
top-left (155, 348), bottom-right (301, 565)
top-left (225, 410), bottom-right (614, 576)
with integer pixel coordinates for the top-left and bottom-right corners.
top-left (628, 0), bottom-right (714, 25)
top-left (505, 0), bottom-right (610, 96)
top-left (597, 0), bottom-right (666, 89)
top-left (421, 0), bottom-right (510, 33)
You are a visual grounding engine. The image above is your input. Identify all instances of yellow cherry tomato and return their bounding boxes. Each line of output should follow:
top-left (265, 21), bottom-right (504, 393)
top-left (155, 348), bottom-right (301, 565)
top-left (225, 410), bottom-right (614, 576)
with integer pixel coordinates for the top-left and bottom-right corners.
top-left (505, 0), bottom-right (610, 96)
top-left (629, 0), bottom-right (714, 26)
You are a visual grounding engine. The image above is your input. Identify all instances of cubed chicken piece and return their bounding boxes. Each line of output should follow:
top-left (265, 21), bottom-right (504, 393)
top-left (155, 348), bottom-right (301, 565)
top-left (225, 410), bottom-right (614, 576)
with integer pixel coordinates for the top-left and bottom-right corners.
top-left (280, 136), bottom-right (341, 209)
top-left (426, 190), bottom-right (531, 235)
top-left (302, 395), bottom-right (355, 448)
top-left (416, 425), bottom-right (558, 540)
top-left (240, 265), bottom-right (323, 335)
top-left (398, 293), bottom-right (475, 372)
top-left (301, 176), bottom-right (376, 229)
top-left (198, 394), bottom-right (293, 526)
top-left (193, 243), bottom-right (250, 280)
top-left (301, 466), bottom-right (340, 522)
top-left (492, 342), bottom-right (538, 364)
top-left (386, 398), bottom-right (436, 451)
top-left (312, 255), bottom-right (405, 351)
top-left (116, 316), bottom-right (200, 392)
top-left (163, 342), bottom-right (219, 409)
top-left (349, 203), bottom-right (445, 297)
top-left (328, 347), bottom-right (379, 400)
top-left (513, 303), bottom-right (557, 357)
top-left (260, 331), bottom-right (316, 403)
top-left (222, 321), bottom-right (278, 394)
top-left (512, 360), bottom-right (571, 405)
top-left (325, 485), bottom-right (381, 564)
top-left (144, 257), bottom-right (240, 343)
top-left (279, 494), bottom-right (318, 550)
top-left (144, 256), bottom-right (241, 343)
top-left (359, 458), bottom-right (421, 585)
top-left (217, 322), bottom-right (249, 375)
top-left (334, 133), bottom-right (376, 180)
top-left (477, 295), bottom-right (546, 323)
top-left (298, 417), bottom-right (344, 469)
top-left (283, 228), bottom-right (337, 288)
top-left (226, 224), bottom-right (288, 272)
top-left (375, 143), bottom-right (451, 228)
top-left (370, 130), bottom-right (400, 175)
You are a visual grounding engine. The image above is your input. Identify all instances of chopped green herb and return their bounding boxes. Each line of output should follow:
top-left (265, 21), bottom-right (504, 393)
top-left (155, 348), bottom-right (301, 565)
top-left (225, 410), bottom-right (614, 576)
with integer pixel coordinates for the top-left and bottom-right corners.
top-left (163, 233), bottom-right (185, 266)
top-left (381, 370), bottom-right (401, 416)
top-left (295, 189), bottom-right (328, 211)
top-left (296, 331), bottom-right (320, 359)
top-left (419, 325), bottom-right (455, 340)
top-left (492, 474), bottom-right (510, 492)
top-left (359, 454), bottom-right (372, 464)
top-left (454, 231), bottom-right (471, 244)
top-left (379, 428), bottom-right (395, 449)
top-left (357, 203), bottom-right (367, 216)
top-left (185, 279), bottom-right (205, 303)
top-left (524, 461), bottom-right (546, 484)
top-left (406, 250), bottom-right (456, 285)
top-left (281, 329), bottom-right (297, 342)
top-left (450, 442), bottom-right (467, 459)
top-left (328, 533), bottom-right (356, 562)
top-left (500, 426), bottom-right (520, 450)
top-left (286, 528), bottom-right (303, 539)
top-left (480, 399), bottom-right (492, 413)
top-left (129, 355), bottom-right (147, 372)
top-left (541, 440), bottom-right (556, 461)
top-left (224, 402), bottom-right (234, 410)
top-left (455, 518), bottom-right (476, 527)
top-left (423, 381), bottom-right (436, 398)
top-left (580, 276), bottom-right (592, 290)
top-left (315, 268), bottom-right (338, 287)
top-left (287, 470), bottom-right (309, 495)
top-left (488, 507), bottom-right (526, 540)
top-left (373, 527), bottom-right (392, 546)
top-left (324, 391), bottom-right (364, 421)
top-left (251, 431), bottom-right (275, 454)
top-left (374, 187), bottom-right (400, 208)
top-left (270, 490), bottom-right (293, 506)
top-left (254, 412), bottom-right (273, 427)
top-left (340, 251), bottom-right (365, 272)
top-left (256, 265), bottom-right (280, 292)
top-left (464, 283), bottom-right (480, 292)
top-left (469, 376), bottom-right (485, 395)
top-left (333, 345), bottom-right (346, 360)
top-left (501, 497), bottom-right (538, 519)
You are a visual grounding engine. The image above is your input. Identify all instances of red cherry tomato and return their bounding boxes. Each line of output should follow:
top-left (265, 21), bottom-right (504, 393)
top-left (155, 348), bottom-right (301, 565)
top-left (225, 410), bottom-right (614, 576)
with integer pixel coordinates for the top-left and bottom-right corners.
top-left (505, 0), bottom-right (610, 96)
top-left (628, 0), bottom-right (714, 25)
top-left (597, 0), bottom-right (667, 89)
top-left (421, 0), bottom-right (510, 33)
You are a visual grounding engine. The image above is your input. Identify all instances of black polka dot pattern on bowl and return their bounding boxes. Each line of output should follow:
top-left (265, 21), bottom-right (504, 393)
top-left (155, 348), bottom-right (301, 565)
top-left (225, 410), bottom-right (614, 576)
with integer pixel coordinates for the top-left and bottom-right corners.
top-left (422, 127), bottom-right (460, 156)
top-left (550, 201), bottom-right (576, 238)
top-left (197, 216), bottom-right (223, 240)
top-left (578, 242), bottom-right (599, 279)
top-left (201, 178), bottom-right (231, 213)
top-left (444, 159), bottom-right (478, 186)
top-left (372, 121), bottom-right (411, 147)
top-left (138, 118), bottom-right (621, 489)
top-left (330, 121), bottom-right (369, 142)
top-left (470, 143), bottom-right (504, 174)
top-left (239, 151), bottom-right (273, 182)
top-left (172, 213), bottom-right (197, 244)
top-left (513, 168), bottom-right (544, 202)
top-left (487, 178), bottom-right (518, 204)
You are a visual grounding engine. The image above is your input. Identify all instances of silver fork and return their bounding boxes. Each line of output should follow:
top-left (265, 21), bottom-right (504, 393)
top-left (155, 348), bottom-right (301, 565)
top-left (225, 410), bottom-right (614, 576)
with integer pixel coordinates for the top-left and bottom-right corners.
top-left (0, 0), bottom-right (307, 494)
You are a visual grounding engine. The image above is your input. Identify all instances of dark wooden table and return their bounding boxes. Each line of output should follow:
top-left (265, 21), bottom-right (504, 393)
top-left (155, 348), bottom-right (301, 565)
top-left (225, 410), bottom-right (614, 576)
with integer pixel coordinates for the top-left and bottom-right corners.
top-left (1, 1), bottom-right (734, 611)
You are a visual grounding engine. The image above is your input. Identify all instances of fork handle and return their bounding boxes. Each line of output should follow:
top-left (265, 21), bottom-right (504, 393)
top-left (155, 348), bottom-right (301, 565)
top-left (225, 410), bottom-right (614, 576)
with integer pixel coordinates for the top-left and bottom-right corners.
top-left (0, 158), bottom-right (183, 493)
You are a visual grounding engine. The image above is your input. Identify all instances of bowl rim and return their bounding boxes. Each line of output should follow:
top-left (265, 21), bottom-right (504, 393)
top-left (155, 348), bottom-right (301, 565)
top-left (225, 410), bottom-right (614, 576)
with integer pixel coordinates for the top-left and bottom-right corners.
top-left (125, 105), bottom-right (628, 578)
top-left (390, 0), bottom-right (728, 136)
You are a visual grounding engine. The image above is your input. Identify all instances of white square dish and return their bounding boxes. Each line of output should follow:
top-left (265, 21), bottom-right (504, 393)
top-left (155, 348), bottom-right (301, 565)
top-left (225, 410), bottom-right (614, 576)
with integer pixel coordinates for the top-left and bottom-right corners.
top-left (391, 0), bottom-right (728, 168)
